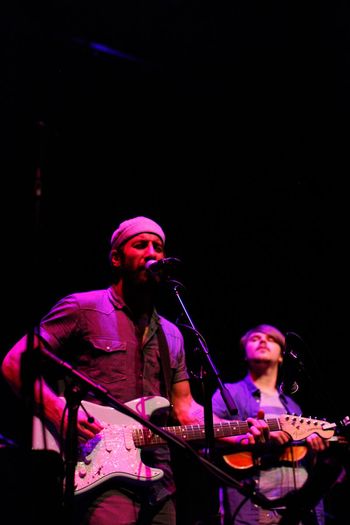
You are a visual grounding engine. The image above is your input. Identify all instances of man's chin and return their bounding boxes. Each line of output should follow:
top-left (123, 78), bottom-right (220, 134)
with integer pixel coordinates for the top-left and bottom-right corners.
top-left (251, 358), bottom-right (271, 365)
top-left (136, 273), bottom-right (160, 288)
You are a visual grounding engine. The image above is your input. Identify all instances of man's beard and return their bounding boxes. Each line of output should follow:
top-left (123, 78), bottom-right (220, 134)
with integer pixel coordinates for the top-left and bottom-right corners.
top-left (122, 267), bottom-right (159, 293)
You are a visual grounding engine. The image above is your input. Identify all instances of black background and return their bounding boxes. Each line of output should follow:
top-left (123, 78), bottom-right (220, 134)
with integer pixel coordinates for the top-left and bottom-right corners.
top-left (1, 2), bottom-right (349, 523)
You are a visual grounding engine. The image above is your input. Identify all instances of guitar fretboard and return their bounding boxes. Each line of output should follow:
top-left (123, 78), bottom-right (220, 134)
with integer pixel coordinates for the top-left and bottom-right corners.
top-left (132, 418), bottom-right (282, 447)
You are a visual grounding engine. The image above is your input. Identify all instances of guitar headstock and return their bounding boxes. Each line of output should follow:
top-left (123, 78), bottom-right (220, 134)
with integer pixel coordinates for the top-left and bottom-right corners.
top-left (279, 414), bottom-right (336, 441)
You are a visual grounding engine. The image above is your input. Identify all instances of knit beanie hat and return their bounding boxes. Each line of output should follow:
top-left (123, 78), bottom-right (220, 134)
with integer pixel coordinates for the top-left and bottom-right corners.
top-left (110, 216), bottom-right (166, 250)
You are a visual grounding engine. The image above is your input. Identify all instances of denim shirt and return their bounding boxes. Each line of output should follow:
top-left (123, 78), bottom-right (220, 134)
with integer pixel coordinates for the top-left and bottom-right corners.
top-left (212, 374), bottom-right (302, 421)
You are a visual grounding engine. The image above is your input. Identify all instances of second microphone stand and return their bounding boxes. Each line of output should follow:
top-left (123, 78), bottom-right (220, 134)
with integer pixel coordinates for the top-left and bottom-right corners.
top-left (167, 279), bottom-right (238, 453)
top-left (165, 278), bottom-right (238, 524)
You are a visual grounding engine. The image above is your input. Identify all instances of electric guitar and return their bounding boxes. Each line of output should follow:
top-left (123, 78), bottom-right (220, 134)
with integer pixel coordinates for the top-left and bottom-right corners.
top-left (32, 396), bottom-right (336, 496)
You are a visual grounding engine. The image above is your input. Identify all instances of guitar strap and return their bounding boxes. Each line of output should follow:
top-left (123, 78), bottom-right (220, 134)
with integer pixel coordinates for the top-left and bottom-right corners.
top-left (157, 324), bottom-right (173, 404)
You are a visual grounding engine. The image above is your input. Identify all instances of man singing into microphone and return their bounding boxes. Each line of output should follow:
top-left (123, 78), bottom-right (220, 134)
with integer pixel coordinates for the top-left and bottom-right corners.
top-left (1, 216), bottom-right (269, 525)
top-left (212, 324), bottom-right (329, 525)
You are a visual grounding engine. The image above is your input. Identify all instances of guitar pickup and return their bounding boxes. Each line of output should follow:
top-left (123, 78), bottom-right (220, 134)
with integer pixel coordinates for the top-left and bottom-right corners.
top-left (123, 426), bottom-right (136, 450)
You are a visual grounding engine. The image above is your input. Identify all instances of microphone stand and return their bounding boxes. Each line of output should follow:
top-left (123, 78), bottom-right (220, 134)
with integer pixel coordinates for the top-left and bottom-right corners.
top-left (62, 379), bottom-right (84, 524)
top-left (21, 120), bottom-right (48, 450)
top-left (167, 279), bottom-right (238, 448)
top-left (164, 278), bottom-right (238, 524)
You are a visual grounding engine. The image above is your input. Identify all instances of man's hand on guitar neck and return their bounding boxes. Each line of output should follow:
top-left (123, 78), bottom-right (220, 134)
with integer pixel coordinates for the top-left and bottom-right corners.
top-left (256, 408), bottom-right (291, 449)
top-left (253, 411), bottom-right (330, 453)
top-left (213, 408), bottom-right (271, 447)
top-left (242, 408), bottom-right (270, 446)
top-left (254, 410), bottom-right (328, 452)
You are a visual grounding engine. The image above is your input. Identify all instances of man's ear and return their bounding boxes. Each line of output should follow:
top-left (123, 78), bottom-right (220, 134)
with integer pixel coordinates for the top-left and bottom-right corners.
top-left (110, 249), bottom-right (121, 268)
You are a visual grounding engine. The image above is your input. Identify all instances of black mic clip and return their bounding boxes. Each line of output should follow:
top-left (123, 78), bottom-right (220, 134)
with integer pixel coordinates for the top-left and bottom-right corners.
top-left (279, 332), bottom-right (306, 396)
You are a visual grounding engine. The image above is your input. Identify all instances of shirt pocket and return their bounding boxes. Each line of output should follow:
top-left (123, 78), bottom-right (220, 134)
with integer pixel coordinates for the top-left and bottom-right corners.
top-left (86, 337), bottom-right (127, 383)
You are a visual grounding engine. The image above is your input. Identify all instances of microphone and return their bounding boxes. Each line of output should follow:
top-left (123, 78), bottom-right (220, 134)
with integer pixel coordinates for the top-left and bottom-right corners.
top-left (279, 334), bottom-right (305, 396)
top-left (279, 354), bottom-right (300, 395)
top-left (145, 257), bottom-right (182, 275)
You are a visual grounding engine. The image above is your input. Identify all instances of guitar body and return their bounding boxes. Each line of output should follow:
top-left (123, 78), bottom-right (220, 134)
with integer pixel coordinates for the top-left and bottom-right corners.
top-left (33, 396), bottom-right (170, 495)
top-left (223, 445), bottom-right (308, 470)
top-left (223, 451), bottom-right (257, 469)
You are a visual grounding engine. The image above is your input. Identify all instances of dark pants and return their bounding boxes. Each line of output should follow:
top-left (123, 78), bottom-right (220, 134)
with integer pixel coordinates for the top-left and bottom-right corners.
top-left (76, 487), bottom-right (176, 525)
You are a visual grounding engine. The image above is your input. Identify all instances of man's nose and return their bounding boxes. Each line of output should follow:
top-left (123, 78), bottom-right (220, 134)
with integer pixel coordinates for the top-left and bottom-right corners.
top-left (145, 243), bottom-right (157, 256)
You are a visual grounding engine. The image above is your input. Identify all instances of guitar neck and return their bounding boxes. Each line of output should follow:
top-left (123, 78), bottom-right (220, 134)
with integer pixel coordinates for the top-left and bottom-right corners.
top-left (133, 418), bottom-right (281, 447)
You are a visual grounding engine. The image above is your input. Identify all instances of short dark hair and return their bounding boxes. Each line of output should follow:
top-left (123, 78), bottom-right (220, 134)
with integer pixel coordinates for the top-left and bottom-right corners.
top-left (240, 324), bottom-right (286, 353)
